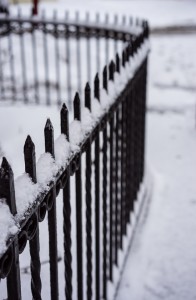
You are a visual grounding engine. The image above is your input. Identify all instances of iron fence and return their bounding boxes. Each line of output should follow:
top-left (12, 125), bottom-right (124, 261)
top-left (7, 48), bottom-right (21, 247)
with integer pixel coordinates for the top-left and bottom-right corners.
top-left (0, 11), bottom-right (149, 300)
top-left (0, 12), bottom-right (144, 108)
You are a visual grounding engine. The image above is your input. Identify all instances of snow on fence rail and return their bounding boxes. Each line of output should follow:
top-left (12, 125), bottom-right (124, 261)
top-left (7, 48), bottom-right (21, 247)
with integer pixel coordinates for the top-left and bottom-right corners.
top-left (0, 12), bottom-right (149, 300)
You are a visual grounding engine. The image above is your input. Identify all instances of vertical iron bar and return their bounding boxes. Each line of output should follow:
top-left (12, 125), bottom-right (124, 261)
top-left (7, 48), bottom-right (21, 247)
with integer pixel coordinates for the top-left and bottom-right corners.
top-left (42, 12), bottom-right (50, 105)
top-left (61, 104), bottom-right (73, 300)
top-left (31, 23), bottom-right (39, 104)
top-left (76, 12), bottom-right (82, 97)
top-left (102, 122), bottom-right (108, 300)
top-left (0, 158), bottom-right (21, 300)
top-left (121, 99), bottom-right (126, 236)
top-left (115, 109), bottom-right (119, 265)
top-left (118, 104), bottom-right (122, 249)
top-left (109, 114), bottom-right (114, 281)
top-left (44, 119), bottom-right (59, 300)
top-left (85, 83), bottom-right (93, 300)
top-left (86, 13), bottom-right (91, 85)
top-left (24, 136), bottom-right (42, 300)
top-left (95, 13), bottom-right (100, 75)
top-left (105, 14), bottom-right (109, 66)
top-left (65, 20), bottom-right (72, 109)
top-left (8, 22), bottom-right (16, 101)
top-left (54, 11), bottom-right (61, 106)
top-left (74, 93), bottom-right (83, 300)
top-left (19, 16), bottom-right (28, 103)
top-left (94, 75), bottom-right (100, 300)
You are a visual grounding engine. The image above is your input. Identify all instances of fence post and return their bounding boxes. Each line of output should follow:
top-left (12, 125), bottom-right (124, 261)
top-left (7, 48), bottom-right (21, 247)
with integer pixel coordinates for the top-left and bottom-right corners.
top-left (74, 92), bottom-right (83, 300)
top-left (61, 103), bottom-right (73, 300)
top-left (0, 158), bottom-right (21, 300)
top-left (24, 136), bottom-right (41, 300)
top-left (85, 83), bottom-right (93, 300)
top-left (44, 119), bottom-right (59, 300)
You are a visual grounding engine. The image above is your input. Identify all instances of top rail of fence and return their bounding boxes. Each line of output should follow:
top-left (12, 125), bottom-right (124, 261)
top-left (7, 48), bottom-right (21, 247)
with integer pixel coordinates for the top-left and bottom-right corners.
top-left (0, 14), bottom-right (146, 39)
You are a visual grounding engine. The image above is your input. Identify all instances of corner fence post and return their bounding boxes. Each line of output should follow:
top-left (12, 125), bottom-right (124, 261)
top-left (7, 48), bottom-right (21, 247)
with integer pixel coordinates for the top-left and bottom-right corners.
top-left (0, 158), bottom-right (21, 300)
top-left (44, 119), bottom-right (59, 300)
top-left (24, 135), bottom-right (42, 300)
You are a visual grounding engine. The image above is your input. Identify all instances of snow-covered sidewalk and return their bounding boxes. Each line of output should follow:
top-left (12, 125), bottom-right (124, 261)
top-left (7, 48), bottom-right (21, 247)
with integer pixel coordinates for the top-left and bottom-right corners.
top-left (116, 33), bottom-right (196, 300)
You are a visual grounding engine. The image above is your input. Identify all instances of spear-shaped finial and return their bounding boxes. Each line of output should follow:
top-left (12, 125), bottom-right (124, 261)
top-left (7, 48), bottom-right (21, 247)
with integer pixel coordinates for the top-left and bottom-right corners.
top-left (94, 73), bottom-right (100, 101)
top-left (74, 92), bottom-right (81, 121)
top-left (44, 118), bottom-right (54, 157)
top-left (85, 82), bottom-right (91, 111)
top-left (61, 103), bottom-right (69, 140)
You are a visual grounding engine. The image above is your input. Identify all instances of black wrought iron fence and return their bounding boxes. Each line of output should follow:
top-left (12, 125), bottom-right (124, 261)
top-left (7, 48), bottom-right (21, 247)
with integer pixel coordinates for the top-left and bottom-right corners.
top-left (0, 11), bottom-right (149, 300)
top-left (0, 12), bottom-right (144, 108)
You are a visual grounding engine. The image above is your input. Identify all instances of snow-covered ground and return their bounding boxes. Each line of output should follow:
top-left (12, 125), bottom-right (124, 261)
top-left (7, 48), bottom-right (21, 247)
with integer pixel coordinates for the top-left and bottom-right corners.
top-left (116, 33), bottom-right (196, 300)
top-left (1, 0), bottom-right (196, 299)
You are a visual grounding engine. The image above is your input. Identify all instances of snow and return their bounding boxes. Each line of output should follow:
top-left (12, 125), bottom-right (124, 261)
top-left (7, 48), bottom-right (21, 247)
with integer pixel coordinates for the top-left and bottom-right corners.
top-left (0, 199), bottom-right (18, 255)
top-left (116, 31), bottom-right (196, 300)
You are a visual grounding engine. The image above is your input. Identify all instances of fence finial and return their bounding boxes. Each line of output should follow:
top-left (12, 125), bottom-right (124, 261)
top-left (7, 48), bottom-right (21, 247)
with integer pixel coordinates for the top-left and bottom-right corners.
top-left (116, 53), bottom-right (120, 73)
top-left (94, 73), bottom-right (100, 101)
top-left (109, 60), bottom-right (115, 81)
top-left (74, 92), bottom-right (81, 121)
top-left (85, 83), bottom-right (91, 111)
top-left (24, 135), bottom-right (37, 183)
top-left (122, 50), bottom-right (126, 67)
top-left (61, 103), bottom-right (69, 140)
top-left (0, 157), bottom-right (17, 215)
top-left (103, 66), bottom-right (108, 92)
top-left (44, 118), bottom-right (55, 157)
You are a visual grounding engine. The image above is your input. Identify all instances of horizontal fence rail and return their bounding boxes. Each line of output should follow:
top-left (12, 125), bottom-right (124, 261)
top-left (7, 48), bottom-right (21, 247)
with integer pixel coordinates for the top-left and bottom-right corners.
top-left (0, 11), bottom-right (149, 300)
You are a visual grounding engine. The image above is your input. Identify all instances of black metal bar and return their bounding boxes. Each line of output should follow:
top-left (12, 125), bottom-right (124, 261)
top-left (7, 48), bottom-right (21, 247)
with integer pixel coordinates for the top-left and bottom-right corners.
top-left (86, 12), bottom-right (91, 86)
top-left (24, 136), bottom-right (42, 300)
top-left (19, 15), bottom-right (28, 103)
top-left (53, 11), bottom-right (61, 106)
top-left (105, 14), bottom-right (109, 66)
top-left (95, 13), bottom-right (100, 75)
top-left (8, 23), bottom-right (16, 101)
top-left (31, 23), bottom-right (39, 104)
top-left (94, 75), bottom-right (100, 300)
top-left (115, 109), bottom-right (119, 265)
top-left (61, 104), bottom-right (73, 300)
top-left (85, 83), bottom-right (93, 300)
top-left (42, 12), bottom-right (50, 105)
top-left (103, 65), bottom-right (108, 92)
top-left (74, 93), bottom-right (83, 300)
top-left (65, 19), bottom-right (72, 109)
top-left (109, 114), bottom-right (114, 282)
top-left (121, 99), bottom-right (126, 237)
top-left (102, 123), bottom-right (108, 300)
top-left (76, 12), bottom-right (82, 97)
top-left (119, 103), bottom-right (123, 249)
top-left (44, 118), bottom-right (59, 300)
top-left (0, 158), bottom-right (21, 300)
